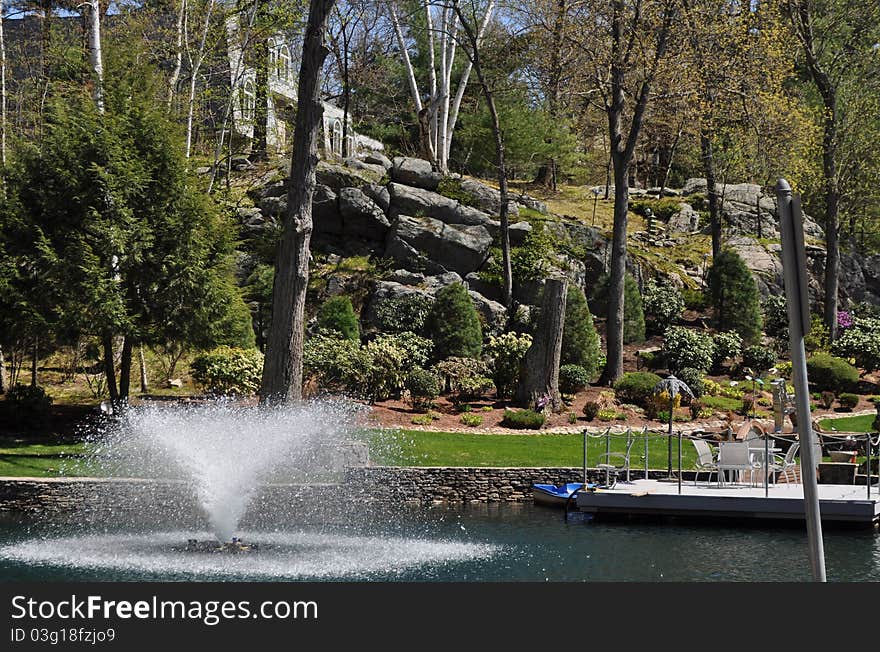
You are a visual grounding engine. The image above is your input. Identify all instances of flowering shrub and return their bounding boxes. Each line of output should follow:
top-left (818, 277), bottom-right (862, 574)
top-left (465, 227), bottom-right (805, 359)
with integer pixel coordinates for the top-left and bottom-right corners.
top-left (832, 317), bottom-right (880, 372)
top-left (662, 326), bottom-right (715, 372)
top-left (190, 347), bottom-right (264, 396)
top-left (642, 279), bottom-right (685, 333)
top-left (837, 311), bottom-right (854, 331)
top-left (712, 331), bottom-right (743, 369)
top-left (486, 332), bottom-right (533, 399)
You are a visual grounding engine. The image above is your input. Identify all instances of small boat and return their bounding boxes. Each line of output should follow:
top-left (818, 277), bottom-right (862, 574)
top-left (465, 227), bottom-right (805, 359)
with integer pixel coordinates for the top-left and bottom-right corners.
top-left (532, 482), bottom-right (588, 507)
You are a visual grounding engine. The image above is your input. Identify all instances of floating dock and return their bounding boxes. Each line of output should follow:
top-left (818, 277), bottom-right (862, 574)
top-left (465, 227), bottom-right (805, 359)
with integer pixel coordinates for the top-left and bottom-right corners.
top-left (574, 479), bottom-right (880, 525)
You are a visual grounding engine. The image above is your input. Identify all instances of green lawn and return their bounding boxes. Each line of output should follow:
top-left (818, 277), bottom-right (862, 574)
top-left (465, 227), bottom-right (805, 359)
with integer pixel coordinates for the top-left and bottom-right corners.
top-left (365, 429), bottom-right (696, 469)
top-left (818, 414), bottom-right (876, 433)
top-left (0, 442), bottom-right (94, 477)
top-left (0, 430), bottom-right (700, 478)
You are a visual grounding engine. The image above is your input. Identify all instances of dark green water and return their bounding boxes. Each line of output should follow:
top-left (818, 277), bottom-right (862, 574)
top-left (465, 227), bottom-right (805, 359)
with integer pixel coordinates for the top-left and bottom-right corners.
top-left (1, 504), bottom-right (878, 582)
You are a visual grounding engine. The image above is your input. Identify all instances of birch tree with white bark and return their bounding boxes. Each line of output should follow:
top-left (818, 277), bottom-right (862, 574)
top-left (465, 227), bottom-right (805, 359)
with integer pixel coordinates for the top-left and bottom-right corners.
top-left (387, 0), bottom-right (496, 172)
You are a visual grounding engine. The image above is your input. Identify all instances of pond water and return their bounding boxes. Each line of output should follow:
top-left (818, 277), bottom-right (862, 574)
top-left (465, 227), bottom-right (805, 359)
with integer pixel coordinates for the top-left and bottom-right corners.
top-left (1, 504), bottom-right (878, 582)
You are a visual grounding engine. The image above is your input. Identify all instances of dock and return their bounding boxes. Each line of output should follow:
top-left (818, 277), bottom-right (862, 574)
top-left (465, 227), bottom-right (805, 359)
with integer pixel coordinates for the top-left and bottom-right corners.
top-left (574, 479), bottom-right (880, 525)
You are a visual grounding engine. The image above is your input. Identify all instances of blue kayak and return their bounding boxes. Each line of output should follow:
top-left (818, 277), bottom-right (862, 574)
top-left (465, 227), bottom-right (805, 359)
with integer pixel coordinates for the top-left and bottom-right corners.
top-left (532, 482), bottom-right (588, 507)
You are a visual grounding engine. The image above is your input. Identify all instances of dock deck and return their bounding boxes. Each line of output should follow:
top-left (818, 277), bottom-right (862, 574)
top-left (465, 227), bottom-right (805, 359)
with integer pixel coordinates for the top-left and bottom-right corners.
top-left (574, 479), bottom-right (880, 525)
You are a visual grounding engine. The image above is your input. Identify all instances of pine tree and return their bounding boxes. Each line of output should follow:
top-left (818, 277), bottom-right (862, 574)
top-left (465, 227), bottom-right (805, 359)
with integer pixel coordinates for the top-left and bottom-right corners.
top-left (707, 248), bottom-right (763, 344)
top-left (425, 283), bottom-right (482, 359)
top-left (316, 296), bottom-right (360, 341)
top-left (561, 285), bottom-right (601, 378)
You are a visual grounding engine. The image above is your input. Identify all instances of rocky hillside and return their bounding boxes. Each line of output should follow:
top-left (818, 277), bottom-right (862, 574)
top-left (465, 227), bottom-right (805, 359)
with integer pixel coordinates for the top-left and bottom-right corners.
top-left (230, 155), bottom-right (880, 332)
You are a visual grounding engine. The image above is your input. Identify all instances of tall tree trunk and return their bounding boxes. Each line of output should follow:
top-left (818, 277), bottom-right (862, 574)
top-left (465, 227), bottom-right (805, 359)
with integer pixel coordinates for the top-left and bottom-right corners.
top-left (251, 2), bottom-right (270, 160)
top-left (118, 337), bottom-right (132, 403)
top-left (0, 345), bottom-right (6, 394)
top-left (30, 339), bottom-right (37, 386)
top-left (793, 2), bottom-right (840, 341)
top-left (340, 27), bottom-right (351, 158)
top-left (87, 0), bottom-right (104, 114)
top-left (102, 334), bottom-right (119, 404)
top-left (260, 0), bottom-right (335, 404)
top-left (515, 277), bottom-right (567, 410)
top-left (601, 160), bottom-right (630, 384)
top-left (701, 131), bottom-right (722, 259)
top-left (167, 0), bottom-right (186, 108)
top-left (1, 0), bottom-right (6, 169)
top-left (138, 345), bottom-right (148, 393)
top-left (821, 102), bottom-right (839, 341)
top-left (185, 0), bottom-right (216, 158)
top-left (453, 0), bottom-right (511, 309)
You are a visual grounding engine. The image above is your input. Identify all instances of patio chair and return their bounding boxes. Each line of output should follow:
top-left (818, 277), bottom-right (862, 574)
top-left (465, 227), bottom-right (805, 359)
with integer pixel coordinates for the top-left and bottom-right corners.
top-left (692, 439), bottom-right (718, 486)
top-left (596, 428), bottom-right (638, 488)
top-left (768, 442), bottom-right (799, 484)
top-left (717, 441), bottom-right (758, 486)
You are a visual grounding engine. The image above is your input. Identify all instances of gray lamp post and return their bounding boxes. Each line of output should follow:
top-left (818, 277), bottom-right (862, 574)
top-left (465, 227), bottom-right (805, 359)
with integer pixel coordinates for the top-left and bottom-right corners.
top-left (653, 375), bottom-right (694, 479)
top-left (591, 187), bottom-right (601, 226)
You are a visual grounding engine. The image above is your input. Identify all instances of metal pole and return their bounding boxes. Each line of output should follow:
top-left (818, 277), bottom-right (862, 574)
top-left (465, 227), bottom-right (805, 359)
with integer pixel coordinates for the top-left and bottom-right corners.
top-left (765, 432), bottom-right (769, 498)
top-left (645, 429), bottom-right (649, 479)
top-left (677, 430), bottom-right (682, 495)
top-left (583, 429), bottom-right (588, 487)
top-left (867, 433), bottom-right (871, 500)
top-left (667, 397), bottom-right (674, 478)
top-left (777, 178), bottom-right (826, 582)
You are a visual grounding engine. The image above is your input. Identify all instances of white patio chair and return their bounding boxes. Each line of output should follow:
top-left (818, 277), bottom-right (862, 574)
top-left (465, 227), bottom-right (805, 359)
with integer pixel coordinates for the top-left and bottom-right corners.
top-left (596, 428), bottom-right (638, 488)
top-left (692, 439), bottom-right (718, 486)
top-left (717, 441), bottom-right (758, 486)
top-left (768, 442), bottom-right (799, 484)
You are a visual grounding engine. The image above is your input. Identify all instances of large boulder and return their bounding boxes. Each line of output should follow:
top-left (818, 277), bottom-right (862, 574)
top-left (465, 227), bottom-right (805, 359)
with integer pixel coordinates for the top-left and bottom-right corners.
top-left (388, 182), bottom-right (496, 229)
top-left (683, 178), bottom-right (824, 240)
top-left (386, 215), bottom-right (492, 277)
top-left (384, 235), bottom-right (448, 276)
top-left (343, 158), bottom-right (387, 178)
top-left (338, 187), bottom-right (390, 241)
top-left (363, 152), bottom-right (393, 170)
top-left (468, 290), bottom-right (507, 335)
top-left (391, 156), bottom-right (442, 190)
top-left (316, 160), bottom-right (382, 190)
top-left (667, 204), bottom-right (701, 234)
top-left (312, 184), bottom-right (343, 236)
top-left (362, 183), bottom-right (390, 213)
top-left (456, 178), bottom-right (520, 218)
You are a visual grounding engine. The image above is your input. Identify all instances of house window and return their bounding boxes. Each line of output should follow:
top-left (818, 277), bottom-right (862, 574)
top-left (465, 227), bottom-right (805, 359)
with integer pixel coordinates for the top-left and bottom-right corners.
top-left (241, 79), bottom-right (256, 122)
top-left (279, 45), bottom-right (292, 82)
top-left (332, 119), bottom-right (343, 157)
top-left (268, 37), bottom-right (278, 78)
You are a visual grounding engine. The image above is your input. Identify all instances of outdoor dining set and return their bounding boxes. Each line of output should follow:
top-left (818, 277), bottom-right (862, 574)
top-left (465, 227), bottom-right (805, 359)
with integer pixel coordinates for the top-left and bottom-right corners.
top-left (692, 437), bottom-right (816, 487)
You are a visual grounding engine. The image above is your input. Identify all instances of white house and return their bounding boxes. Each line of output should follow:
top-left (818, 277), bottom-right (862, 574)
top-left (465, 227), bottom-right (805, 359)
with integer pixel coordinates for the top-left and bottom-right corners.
top-left (225, 17), bottom-right (383, 158)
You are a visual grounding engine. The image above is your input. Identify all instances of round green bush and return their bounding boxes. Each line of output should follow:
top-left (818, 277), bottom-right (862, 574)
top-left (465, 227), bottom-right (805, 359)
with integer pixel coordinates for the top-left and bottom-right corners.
top-left (741, 345), bottom-right (776, 374)
top-left (712, 331), bottom-right (743, 369)
top-left (613, 371), bottom-right (662, 408)
top-left (371, 293), bottom-right (433, 334)
top-left (405, 367), bottom-right (440, 411)
top-left (562, 285), bottom-right (601, 378)
top-left (559, 364), bottom-right (592, 395)
top-left (642, 279), bottom-right (684, 334)
top-left (838, 393), bottom-right (859, 410)
top-left (675, 367), bottom-right (705, 399)
top-left (662, 326), bottom-right (715, 373)
top-left (424, 283), bottom-right (483, 360)
top-left (806, 354), bottom-right (859, 394)
top-left (502, 408), bottom-right (546, 429)
top-left (316, 295), bottom-right (360, 341)
top-left (3, 383), bottom-right (53, 427)
top-left (707, 248), bottom-right (763, 344)
top-left (460, 413), bottom-right (483, 427)
top-left (190, 347), bottom-right (264, 396)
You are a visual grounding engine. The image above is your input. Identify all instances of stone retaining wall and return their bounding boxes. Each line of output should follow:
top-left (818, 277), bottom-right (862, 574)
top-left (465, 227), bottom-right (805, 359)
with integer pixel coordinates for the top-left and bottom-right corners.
top-left (0, 464), bottom-right (854, 514)
top-left (0, 468), bottom-right (676, 514)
